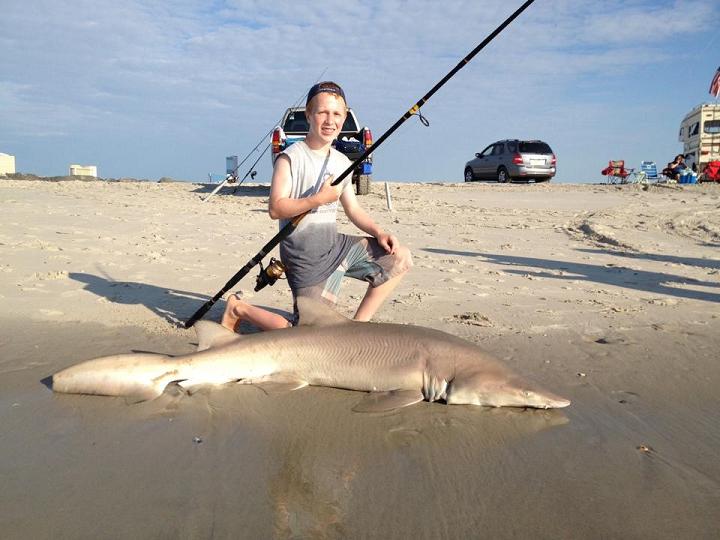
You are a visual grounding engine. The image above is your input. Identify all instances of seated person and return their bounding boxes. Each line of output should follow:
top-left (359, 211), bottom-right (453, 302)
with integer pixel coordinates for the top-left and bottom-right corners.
top-left (665, 154), bottom-right (687, 180)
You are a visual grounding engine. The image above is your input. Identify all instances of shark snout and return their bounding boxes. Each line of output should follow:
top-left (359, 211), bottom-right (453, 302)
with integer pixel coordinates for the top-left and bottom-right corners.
top-left (446, 375), bottom-right (571, 409)
top-left (522, 389), bottom-right (571, 409)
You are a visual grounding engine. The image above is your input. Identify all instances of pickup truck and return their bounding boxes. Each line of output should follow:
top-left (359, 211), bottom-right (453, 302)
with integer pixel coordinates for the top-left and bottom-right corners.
top-left (271, 106), bottom-right (373, 195)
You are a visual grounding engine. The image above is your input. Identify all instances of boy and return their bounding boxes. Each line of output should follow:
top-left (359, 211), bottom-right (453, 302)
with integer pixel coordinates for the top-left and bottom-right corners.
top-left (222, 81), bottom-right (412, 331)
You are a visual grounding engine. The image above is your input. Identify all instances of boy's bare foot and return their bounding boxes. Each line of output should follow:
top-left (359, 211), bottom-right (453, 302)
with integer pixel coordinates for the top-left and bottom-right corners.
top-left (220, 291), bottom-right (291, 332)
top-left (221, 292), bottom-right (246, 332)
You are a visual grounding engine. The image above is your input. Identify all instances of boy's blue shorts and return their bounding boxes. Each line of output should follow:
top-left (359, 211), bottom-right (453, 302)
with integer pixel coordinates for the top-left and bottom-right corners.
top-left (291, 235), bottom-right (411, 325)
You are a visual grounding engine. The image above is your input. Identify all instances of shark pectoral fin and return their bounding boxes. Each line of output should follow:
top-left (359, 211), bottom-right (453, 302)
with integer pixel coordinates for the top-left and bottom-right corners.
top-left (296, 296), bottom-right (352, 327)
top-left (253, 376), bottom-right (309, 394)
top-left (352, 390), bottom-right (425, 413)
top-left (194, 320), bottom-right (242, 352)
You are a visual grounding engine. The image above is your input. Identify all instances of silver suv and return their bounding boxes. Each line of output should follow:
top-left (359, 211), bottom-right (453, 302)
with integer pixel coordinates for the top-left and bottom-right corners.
top-left (464, 139), bottom-right (556, 183)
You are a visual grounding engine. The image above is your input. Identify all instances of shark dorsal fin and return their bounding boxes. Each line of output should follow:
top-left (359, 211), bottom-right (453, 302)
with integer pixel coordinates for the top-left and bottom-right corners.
top-left (194, 320), bottom-right (242, 351)
top-left (296, 296), bottom-right (351, 327)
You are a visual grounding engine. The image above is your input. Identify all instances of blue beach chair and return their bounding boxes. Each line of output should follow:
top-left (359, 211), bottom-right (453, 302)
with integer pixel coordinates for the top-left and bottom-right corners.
top-left (639, 161), bottom-right (665, 183)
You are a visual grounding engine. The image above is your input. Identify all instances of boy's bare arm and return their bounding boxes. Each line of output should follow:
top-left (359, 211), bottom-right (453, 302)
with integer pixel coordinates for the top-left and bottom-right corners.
top-left (341, 190), bottom-right (399, 254)
top-left (268, 156), bottom-right (341, 219)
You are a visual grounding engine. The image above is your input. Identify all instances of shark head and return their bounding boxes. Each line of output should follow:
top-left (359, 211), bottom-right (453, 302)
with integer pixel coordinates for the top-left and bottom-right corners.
top-left (446, 373), bottom-right (570, 409)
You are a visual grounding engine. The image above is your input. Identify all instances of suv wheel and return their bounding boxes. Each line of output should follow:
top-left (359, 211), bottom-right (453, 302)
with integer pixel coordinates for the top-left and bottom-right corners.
top-left (497, 167), bottom-right (510, 183)
top-left (464, 168), bottom-right (475, 182)
top-left (355, 174), bottom-right (371, 195)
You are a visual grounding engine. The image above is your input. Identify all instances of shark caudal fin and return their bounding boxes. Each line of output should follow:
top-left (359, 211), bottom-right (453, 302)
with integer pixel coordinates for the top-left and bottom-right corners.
top-left (51, 353), bottom-right (181, 401)
top-left (194, 320), bottom-right (242, 352)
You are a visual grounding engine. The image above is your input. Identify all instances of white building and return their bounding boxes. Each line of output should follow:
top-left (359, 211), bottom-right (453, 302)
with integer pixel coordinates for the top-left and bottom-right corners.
top-left (69, 164), bottom-right (98, 177)
top-left (0, 153), bottom-right (16, 175)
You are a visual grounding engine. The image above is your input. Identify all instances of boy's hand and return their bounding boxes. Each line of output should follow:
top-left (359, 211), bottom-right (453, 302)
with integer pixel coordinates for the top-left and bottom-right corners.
top-left (315, 175), bottom-right (342, 205)
top-left (376, 232), bottom-right (399, 254)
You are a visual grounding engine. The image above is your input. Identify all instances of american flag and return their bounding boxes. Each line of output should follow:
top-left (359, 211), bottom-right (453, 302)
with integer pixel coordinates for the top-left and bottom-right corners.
top-left (710, 66), bottom-right (720, 98)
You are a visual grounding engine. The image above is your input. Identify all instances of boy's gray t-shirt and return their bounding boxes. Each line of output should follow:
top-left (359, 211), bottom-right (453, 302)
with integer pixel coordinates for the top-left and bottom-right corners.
top-left (278, 141), bottom-right (355, 290)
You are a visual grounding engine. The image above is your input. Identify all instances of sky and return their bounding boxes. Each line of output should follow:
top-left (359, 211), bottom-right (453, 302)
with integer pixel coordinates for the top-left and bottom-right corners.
top-left (1, 0), bottom-right (719, 184)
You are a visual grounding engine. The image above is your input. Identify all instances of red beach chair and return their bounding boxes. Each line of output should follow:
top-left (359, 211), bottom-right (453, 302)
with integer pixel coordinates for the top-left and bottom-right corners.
top-left (703, 160), bottom-right (720, 182)
top-left (601, 160), bottom-right (632, 184)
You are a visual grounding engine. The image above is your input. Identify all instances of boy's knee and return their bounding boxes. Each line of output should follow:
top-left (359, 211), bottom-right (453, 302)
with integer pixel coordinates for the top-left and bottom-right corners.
top-left (393, 245), bottom-right (413, 275)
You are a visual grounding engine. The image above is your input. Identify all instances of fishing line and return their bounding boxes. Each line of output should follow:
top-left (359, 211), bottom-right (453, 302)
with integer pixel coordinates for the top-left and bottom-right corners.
top-left (203, 67), bottom-right (328, 201)
top-left (232, 66), bottom-right (328, 180)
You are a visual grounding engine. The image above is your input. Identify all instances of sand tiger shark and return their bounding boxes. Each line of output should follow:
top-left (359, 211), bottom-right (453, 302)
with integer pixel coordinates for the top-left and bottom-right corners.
top-left (51, 298), bottom-right (570, 412)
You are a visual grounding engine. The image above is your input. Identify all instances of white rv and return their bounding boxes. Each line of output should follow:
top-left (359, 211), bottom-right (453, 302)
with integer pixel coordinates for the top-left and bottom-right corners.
top-left (678, 103), bottom-right (720, 173)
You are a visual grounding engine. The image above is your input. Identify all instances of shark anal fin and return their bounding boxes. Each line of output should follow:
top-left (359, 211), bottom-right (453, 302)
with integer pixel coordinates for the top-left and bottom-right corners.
top-left (253, 375), bottom-right (309, 394)
top-left (352, 390), bottom-right (424, 413)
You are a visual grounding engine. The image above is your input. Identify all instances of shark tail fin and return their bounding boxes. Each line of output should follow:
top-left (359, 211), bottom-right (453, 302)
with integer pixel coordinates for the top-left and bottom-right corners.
top-left (125, 381), bottom-right (172, 403)
top-left (51, 353), bottom-right (180, 402)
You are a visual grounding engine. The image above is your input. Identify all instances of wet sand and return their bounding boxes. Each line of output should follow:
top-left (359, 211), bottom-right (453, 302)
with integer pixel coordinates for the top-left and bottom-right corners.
top-left (1, 178), bottom-right (719, 538)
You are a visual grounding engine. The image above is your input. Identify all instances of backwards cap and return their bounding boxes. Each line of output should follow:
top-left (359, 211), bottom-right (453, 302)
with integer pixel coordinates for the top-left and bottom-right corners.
top-left (306, 81), bottom-right (346, 107)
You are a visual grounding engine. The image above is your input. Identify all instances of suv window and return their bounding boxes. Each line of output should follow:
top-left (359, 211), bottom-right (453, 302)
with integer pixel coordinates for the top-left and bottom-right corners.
top-left (519, 141), bottom-right (552, 154)
top-left (492, 143), bottom-right (504, 155)
top-left (283, 110), bottom-right (359, 133)
top-left (341, 115), bottom-right (359, 132)
top-left (479, 145), bottom-right (493, 157)
top-left (507, 141), bottom-right (517, 153)
top-left (284, 112), bottom-right (309, 132)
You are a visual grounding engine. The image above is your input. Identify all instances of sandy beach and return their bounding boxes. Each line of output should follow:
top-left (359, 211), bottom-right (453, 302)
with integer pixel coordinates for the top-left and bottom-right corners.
top-left (1, 177), bottom-right (719, 539)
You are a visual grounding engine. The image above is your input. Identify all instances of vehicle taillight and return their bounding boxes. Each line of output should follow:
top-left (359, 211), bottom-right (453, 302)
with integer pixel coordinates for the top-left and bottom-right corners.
top-left (271, 128), bottom-right (281, 154)
top-left (551, 154), bottom-right (557, 166)
top-left (363, 128), bottom-right (373, 148)
top-left (512, 153), bottom-right (524, 165)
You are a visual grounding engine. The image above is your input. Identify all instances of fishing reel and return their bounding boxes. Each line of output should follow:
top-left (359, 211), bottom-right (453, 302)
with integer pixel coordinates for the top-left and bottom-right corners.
top-left (255, 257), bottom-right (286, 292)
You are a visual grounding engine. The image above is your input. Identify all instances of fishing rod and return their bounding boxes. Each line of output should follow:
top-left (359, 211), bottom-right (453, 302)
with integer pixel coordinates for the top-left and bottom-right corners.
top-left (184, 0), bottom-right (537, 328)
top-left (201, 129), bottom-right (273, 202)
top-left (202, 67), bottom-right (328, 202)
top-left (230, 142), bottom-right (271, 193)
